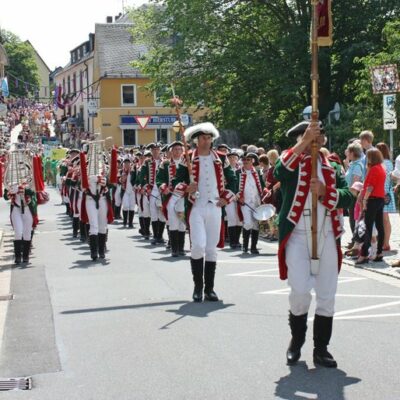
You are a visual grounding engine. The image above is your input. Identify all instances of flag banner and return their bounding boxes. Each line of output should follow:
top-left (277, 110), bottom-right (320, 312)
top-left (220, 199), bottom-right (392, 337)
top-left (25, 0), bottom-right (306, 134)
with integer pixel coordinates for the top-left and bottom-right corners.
top-left (317, 0), bottom-right (333, 46)
top-left (1, 77), bottom-right (9, 97)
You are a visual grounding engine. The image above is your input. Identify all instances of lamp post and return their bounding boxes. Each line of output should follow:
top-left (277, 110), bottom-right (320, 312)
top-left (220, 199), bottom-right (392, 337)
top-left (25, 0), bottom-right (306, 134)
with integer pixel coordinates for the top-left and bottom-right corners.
top-left (172, 119), bottom-right (185, 141)
top-left (327, 102), bottom-right (341, 151)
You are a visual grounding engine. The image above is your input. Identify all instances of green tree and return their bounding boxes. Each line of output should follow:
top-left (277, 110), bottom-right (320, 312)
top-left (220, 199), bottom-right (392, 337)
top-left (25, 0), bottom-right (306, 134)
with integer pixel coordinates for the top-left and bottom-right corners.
top-left (0, 29), bottom-right (39, 97)
top-left (128, 1), bottom-right (400, 146)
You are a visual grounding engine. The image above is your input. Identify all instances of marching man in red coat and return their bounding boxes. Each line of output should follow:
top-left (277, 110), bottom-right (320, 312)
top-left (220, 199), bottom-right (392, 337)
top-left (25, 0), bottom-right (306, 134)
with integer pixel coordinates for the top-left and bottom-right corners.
top-left (274, 121), bottom-right (354, 368)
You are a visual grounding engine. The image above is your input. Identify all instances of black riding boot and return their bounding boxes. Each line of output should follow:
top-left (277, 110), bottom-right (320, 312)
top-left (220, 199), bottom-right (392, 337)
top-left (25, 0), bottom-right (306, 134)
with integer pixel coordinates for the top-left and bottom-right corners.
top-left (122, 211), bottom-right (128, 227)
top-left (236, 226), bottom-right (242, 248)
top-left (98, 233), bottom-right (107, 259)
top-left (65, 203), bottom-right (71, 215)
top-left (204, 261), bottom-right (219, 301)
top-left (14, 240), bottom-right (23, 265)
top-left (251, 230), bottom-right (260, 254)
top-left (114, 205), bottom-right (121, 220)
top-left (89, 235), bottom-right (99, 261)
top-left (166, 227), bottom-right (171, 249)
top-left (170, 230), bottom-right (179, 257)
top-left (79, 221), bottom-right (87, 242)
top-left (151, 221), bottom-right (158, 244)
top-left (72, 217), bottom-right (79, 238)
top-left (242, 229), bottom-right (251, 253)
top-left (138, 217), bottom-right (144, 235)
top-left (86, 224), bottom-right (90, 242)
top-left (286, 312), bottom-right (308, 365)
top-left (191, 258), bottom-right (204, 302)
top-left (228, 226), bottom-right (236, 249)
top-left (178, 231), bottom-right (186, 255)
top-left (128, 211), bottom-right (134, 228)
top-left (22, 240), bottom-right (31, 263)
top-left (144, 218), bottom-right (151, 239)
top-left (313, 315), bottom-right (337, 368)
top-left (157, 222), bottom-right (165, 244)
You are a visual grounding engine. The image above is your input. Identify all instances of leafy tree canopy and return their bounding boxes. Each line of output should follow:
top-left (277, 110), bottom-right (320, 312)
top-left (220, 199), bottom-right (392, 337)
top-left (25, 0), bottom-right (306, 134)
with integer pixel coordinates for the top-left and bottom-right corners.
top-left (0, 29), bottom-right (39, 97)
top-left (128, 1), bottom-right (400, 148)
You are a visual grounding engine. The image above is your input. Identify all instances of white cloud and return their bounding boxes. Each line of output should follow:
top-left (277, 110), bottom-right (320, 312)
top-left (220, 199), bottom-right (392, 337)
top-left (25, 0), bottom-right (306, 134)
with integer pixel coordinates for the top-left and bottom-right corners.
top-left (0, 0), bottom-right (147, 70)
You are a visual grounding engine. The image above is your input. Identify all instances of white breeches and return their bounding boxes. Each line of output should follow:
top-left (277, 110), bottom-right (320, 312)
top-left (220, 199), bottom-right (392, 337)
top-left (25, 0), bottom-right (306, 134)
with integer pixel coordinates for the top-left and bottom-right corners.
top-left (241, 203), bottom-right (259, 231)
top-left (114, 185), bottom-right (122, 207)
top-left (226, 201), bottom-right (241, 227)
top-left (286, 230), bottom-right (339, 317)
top-left (86, 196), bottom-right (108, 235)
top-left (150, 195), bottom-right (165, 222)
top-left (11, 206), bottom-right (33, 240)
top-left (189, 203), bottom-right (221, 262)
top-left (122, 191), bottom-right (135, 211)
top-left (167, 196), bottom-right (186, 232)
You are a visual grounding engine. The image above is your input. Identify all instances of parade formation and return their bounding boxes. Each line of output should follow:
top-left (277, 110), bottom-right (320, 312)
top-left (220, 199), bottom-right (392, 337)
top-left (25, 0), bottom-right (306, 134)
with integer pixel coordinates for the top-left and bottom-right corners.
top-left (2, 0), bottom-right (400, 398)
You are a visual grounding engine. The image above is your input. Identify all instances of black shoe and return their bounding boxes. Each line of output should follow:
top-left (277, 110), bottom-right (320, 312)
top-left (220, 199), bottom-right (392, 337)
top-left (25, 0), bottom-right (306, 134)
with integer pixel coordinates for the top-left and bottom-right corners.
top-left (191, 258), bottom-right (204, 302)
top-left (250, 229), bottom-right (259, 254)
top-left (178, 231), bottom-right (186, 255)
top-left (204, 290), bottom-right (219, 301)
top-left (192, 288), bottom-right (203, 302)
top-left (14, 240), bottom-right (23, 265)
top-left (128, 211), bottom-right (134, 228)
top-left (286, 312), bottom-right (308, 365)
top-left (98, 233), bottom-right (106, 259)
top-left (242, 229), bottom-right (250, 253)
top-left (228, 226), bottom-right (236, 249)
top-left (204, 261), bottom-right (219, 301)
top-left (170, 230), bottom-right (179, 257)
top-left (89, 235), bottom-right (99, 260)
top-left (313, 348), bottom-right (338, 368)
top-left (72, 217), bottom-right (79, 238)
top-left (22, 240), bottom-right (31, 263)
top-left (313, 314), bottom-right (337, 368)
top-left (122, 211), bottom-right (128, 227)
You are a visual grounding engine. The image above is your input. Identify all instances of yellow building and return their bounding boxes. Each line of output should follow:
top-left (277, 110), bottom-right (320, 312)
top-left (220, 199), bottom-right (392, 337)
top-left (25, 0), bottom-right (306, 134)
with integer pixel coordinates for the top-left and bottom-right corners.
top-left (93, 18), bottom-right (202, 147)
top-left (25, 41), bottom-right (51, 102)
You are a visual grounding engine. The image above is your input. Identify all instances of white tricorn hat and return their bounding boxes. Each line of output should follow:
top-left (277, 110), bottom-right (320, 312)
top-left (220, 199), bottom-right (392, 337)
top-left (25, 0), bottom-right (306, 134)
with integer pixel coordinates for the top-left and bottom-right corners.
top-left (184, 122), bottom-right (220, 142)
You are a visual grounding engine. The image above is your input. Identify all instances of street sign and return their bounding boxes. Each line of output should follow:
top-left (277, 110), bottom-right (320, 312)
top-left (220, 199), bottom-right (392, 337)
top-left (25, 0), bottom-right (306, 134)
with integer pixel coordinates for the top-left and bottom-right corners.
top-left (383, 94), bottom-right (397, 130)
top-left (181, 114), bottom-right (190, 126)
top-left (134, 116), bottom-right (151, 129)
top-left (88, 100), bottom-right (98, 117)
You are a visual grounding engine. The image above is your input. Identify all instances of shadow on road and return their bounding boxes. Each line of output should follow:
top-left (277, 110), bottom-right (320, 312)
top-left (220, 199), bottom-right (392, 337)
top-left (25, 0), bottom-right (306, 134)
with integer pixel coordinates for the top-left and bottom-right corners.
top-left (274, 361), bottom-right (361, 400)
top-left (61, 300), bottom-right (188, 315)
top-left (160, 301), bottom-right (235, 329)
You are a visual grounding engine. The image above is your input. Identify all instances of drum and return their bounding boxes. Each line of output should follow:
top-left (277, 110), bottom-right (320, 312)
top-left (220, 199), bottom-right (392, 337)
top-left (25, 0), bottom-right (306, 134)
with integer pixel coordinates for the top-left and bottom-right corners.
top-left (252, 204), bottom-right (276, 221)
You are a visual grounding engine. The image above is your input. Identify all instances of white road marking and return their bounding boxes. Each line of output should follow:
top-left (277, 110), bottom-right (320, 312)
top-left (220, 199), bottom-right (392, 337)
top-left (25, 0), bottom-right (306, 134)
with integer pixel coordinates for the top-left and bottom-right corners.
top-left (335, 313), bottom-right (400, 320)
top-left (219, 259), bottom-right (277, 264)
top-left (334, 300), bottom-right (400, 317)
top-left (227, 268), bottom-right (278, 278)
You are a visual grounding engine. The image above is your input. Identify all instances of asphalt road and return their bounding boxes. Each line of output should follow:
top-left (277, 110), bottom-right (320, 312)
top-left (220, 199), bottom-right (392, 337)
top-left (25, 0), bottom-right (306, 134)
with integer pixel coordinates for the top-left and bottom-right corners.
top-left (1, 187), bottom-right (400, 399)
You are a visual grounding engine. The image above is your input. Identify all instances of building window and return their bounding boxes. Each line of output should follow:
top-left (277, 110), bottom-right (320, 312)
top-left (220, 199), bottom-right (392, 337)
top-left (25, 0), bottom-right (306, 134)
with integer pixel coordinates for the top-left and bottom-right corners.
top-left (156, 128), bottom-right (168, 144)
top-left (123, 129), bottom-right (136, 146)
top-left (62, 78), bottom-right (65, 94)
top-left (121, 84), bottom-right (136, 106)
top-left (80, 71), bottom-right (83, 91)
top-left (73, 72), bottom-right (77, 93)
top-left (67, 76), bottom-right (71, 94)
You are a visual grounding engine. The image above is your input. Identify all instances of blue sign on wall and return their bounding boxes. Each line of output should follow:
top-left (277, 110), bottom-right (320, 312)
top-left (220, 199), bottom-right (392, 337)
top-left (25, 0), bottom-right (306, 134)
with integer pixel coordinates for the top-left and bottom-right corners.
top-left (121, 115), bottom-right (191, 125)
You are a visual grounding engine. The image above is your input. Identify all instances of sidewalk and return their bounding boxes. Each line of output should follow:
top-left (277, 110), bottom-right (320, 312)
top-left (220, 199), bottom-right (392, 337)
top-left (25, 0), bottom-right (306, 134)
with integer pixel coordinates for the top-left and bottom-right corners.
top-left (341, 213), bottom-right (400, 280)
top-left (0, 230), bottom-right (12, 354)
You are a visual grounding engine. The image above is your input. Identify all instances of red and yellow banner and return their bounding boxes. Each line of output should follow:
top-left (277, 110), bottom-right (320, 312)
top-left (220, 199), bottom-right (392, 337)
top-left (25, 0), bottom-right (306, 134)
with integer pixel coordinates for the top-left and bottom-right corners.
top-left (317, 0), bottom-right (333, 46)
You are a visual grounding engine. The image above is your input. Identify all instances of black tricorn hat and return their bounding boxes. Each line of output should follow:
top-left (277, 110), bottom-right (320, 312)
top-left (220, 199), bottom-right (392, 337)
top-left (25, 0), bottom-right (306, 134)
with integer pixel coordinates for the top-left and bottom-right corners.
top-left (168, 141), bottom-right (184, 151)
top-left (244, 152), bottom-right (259, 165)
top-left (146, 142), bottom-right (161, 150)
top-left (286, 121), bottom-right (324, 138)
